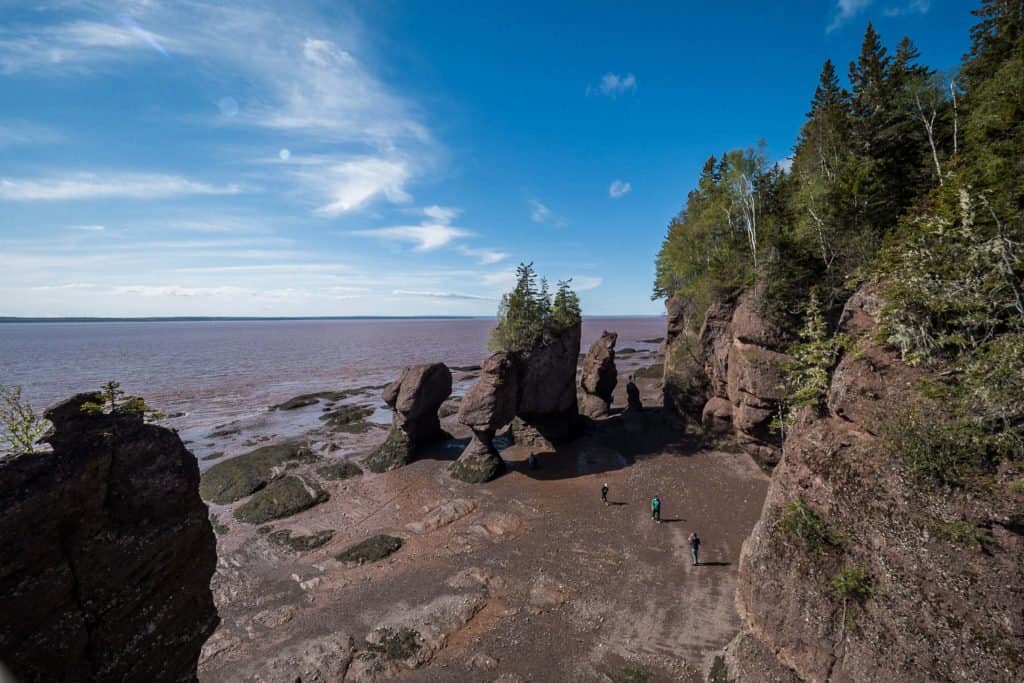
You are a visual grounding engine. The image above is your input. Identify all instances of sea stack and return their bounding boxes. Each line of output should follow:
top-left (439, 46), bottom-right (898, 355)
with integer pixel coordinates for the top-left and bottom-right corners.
top-left (363, 362), bottom-right (452, 472)
top-left (579, 330), bottom-right (618, 418)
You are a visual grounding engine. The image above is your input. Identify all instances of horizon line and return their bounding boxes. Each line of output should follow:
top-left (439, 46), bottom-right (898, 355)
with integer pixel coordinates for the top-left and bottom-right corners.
top-left (0, 313), bottom-right (665, 323)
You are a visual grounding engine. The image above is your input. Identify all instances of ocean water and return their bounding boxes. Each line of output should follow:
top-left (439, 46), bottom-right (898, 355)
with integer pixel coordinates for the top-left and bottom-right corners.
top-left (0, 317), bottom-right (665, 430)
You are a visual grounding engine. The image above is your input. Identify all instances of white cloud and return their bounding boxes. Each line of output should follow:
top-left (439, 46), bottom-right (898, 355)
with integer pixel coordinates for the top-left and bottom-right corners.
top-left (529, 199), bottom-right (550, 223)
top-left (884, 1), bottom-right (930, 17)
top-left (569, 276), bottom-right (603, 291)
top-left (827, 0), bottom-right (874, 32)
top-left (776, 156), bottom-right (794, 172)
top-left (458, 246), bottom-right (507, 265)
top-left (608, 180), bottom-right (631, 199)
top-left (299, 157), bottom-right (411, 215)
top-left (392, 289), bottom-right (493, 301)
top-left (67, 224), bottom-right (106, 232)
top-left (422, 205), bottom-right (460, 224)
top-left (351, 224), bottom-right (471, 251)
top-left (0, 173), bottom-right (240, 201)
top-left (0, 20), bottom-right (180, 74)
top-left (588, 72), bottom-right (637, 98)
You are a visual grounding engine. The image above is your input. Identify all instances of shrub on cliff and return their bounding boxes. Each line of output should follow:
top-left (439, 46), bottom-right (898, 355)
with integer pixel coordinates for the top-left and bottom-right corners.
top-left (489, 262), bottom-right (581, 353)
top-left (81, 380), bottom-right (164, 422)
top-left (0, 385), bottom-right (49, 455)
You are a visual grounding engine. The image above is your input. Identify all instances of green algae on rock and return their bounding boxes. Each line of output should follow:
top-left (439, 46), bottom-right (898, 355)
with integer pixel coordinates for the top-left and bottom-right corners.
top-left (336, 534), bottom-right (403, 564)
top-left (233, 475), bottom-right (328, 524)
top-left (199, 441), bottom-right (317, 504)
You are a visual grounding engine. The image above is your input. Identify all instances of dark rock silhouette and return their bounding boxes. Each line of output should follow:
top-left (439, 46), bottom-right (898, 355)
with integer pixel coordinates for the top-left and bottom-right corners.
top-left (364, 363), bottom-right (452, 472)
top-left (0, 393), bottom-right (218, 682)
top-left (579, 330), bottom-right (618, 418)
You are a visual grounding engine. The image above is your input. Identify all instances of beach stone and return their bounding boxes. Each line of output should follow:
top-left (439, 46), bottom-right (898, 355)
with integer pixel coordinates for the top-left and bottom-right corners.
top-left (0, 392), bottom-right (218, 682)
top-left (199, 441), bottom-right (316, 504)
top-left (365, 363), bottom-right (452, 472)
top-left (579, 330), bottom-right (618, 418)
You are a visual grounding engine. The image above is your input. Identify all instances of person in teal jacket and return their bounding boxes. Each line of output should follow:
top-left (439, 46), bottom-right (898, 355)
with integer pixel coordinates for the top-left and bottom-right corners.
top-left (651, 496), bottom-right (661, 523)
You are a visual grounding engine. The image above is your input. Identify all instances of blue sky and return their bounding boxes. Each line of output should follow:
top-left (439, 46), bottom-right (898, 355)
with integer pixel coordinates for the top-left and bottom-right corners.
top-left (0, 0), bottom-right (974, 317)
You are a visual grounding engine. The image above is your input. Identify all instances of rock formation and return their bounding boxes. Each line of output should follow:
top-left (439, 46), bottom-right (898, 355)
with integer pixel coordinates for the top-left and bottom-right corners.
top-left (663, 288), bottom-right (790, 467)
top-left (449, 352), bottom-right (518, 483)
top-left (722, 284), bottom-right (1024, 681)
top-left (0, 393), bottom-right (218, 682)
top-left (364, 363), bottom-right (452, 472)
top-left (579, 330), bottom-right (618, 418)
top-left (625, 379), bottom-right (642, 412)
top-left (451, 322), bottom-right (582, 482)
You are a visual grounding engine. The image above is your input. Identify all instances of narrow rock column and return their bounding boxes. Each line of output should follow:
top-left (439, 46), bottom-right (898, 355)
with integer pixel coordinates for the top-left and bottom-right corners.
top-left (579, 330), bottom-right (618, 418)
top-left (364, 363), bottom-right (452, 472)
top-left (449, 353), bottom-right (518, 483)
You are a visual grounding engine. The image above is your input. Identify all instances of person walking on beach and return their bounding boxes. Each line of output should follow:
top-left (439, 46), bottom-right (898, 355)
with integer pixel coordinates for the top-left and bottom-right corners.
top-left (601, 482), bottom-right (609, 505)
top-left (651, 496), bottom-right (661, 523)
top-left (688, 531), bottom-right (701, 566)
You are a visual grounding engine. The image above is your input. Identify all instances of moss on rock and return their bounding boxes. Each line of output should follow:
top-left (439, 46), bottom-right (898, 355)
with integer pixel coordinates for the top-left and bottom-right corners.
top-left (233, 475), bottom-right (328, 524)
top-left (199, 442), bottom-right (317, 504)
top-left (316, 461), bottom-right (364, 481)
top-left (319, 404), bottom-right (375, 433)
top-left (362, 427), bottom-right (413, 473)
top-left (267, 528), bottom-right (334, 552)
top-left (336, 534), bottom-right (403, 564)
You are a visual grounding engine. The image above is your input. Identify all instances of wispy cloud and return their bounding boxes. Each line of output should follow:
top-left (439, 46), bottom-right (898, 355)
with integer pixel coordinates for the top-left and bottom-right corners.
top-left (458, 246), bottom-right (507, 265)
top-left (292, 157), bottom-right (412, 215)
top-left (528, 199), bottom-right (568, 228)
top-left (571, 276), bottom-right (603, 291)
top-left (827, 0), bottom-right (873, 32)
top-left (423, 205), bottom-right (460, 224)
top-left (67, 224), bottom-right (106, 232)
top-left (0, 121), bottom-right (62, 146)
top-left (883, 0), bottom-right (930, 17)
top-left (587, 72), bottom-right (637, 98)
top-left (0, 172), bottom-right (240, 201)
top-left (608, 180), bottom-right (631, 199)
top-left (392, 289), bottom-right (493, 301)
top-left (0, 19), bottom-right (182, 75)
top-left (352, 224), bottom-right (471, 251)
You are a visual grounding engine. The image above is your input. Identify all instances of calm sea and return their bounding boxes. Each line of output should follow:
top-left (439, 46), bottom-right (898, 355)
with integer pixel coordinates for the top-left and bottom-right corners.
top-left (0, 317), bottom-right (665, 429)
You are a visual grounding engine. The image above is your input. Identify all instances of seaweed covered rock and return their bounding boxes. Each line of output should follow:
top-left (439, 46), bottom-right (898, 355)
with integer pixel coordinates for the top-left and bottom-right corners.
top-left (365, 363), bottom-right (452, 472)
top-left (199, 441), bottom-right (316, 504)
top-left (336, 534), bottom-right (404, 564)
top-left (579, 330), bottom-right (618, 418)
top-left (0, 393), bottom-right (218, 682)
top-left (233, 475), bottom-right (328, 524)
top-left (267, 528), bottom-right (335, 552)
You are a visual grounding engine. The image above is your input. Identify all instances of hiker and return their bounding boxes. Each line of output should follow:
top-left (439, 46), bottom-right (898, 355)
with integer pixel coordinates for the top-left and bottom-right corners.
top-left (601, 482), bottom-right (609, 505)
top-left (651, 496), bottom-right (661, 523)
top-left (688, 531), bottom-right (701, 566)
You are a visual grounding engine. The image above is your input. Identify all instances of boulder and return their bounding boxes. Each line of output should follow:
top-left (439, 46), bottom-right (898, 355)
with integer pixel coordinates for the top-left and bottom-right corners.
top-left (365, 363), bottom-right (452, 472)
top-left (701, 396), bottom-right (733, 434)
top-left (514, 320), bottom-right (582, 447)
top-left (626, 380), bottom-right (643, 412)
top-left (0, 393), bottom-right (218, 682)
top-left (579, 330), bottom-right (618, 418)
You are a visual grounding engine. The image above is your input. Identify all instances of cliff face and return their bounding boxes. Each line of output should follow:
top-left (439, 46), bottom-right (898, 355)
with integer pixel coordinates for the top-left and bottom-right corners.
top-left (723, 285), bottom-right (1024, 681)
top-left (663, 288), bottom-right (789, 467)
top-left (0, 393), bottom-right (219, 682)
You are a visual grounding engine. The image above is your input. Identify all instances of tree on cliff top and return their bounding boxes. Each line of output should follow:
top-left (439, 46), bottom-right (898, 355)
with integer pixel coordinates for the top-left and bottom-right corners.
top-left (489, 262), bottom-right (581, 353)
top-left (0, 385), bottom-right (49, 456)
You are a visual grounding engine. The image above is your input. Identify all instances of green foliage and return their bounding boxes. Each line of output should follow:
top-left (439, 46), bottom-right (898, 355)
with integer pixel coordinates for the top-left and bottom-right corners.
top-left (879, 403), bottom-right (1000, 486)
top-left (775, 291), bottom-right (850, 432)
top-left (0, 385), bottom-right (49, 456)
top-left (779, 498), bottom-right (840, 553)
top-left (81, 380), bottom-right (164, 422)
top-left (708, 656), bottom-right (731, 683)
top-left (489, 262), bottom-right (581, 352)
top-left (608, 667), bottom-right (651, 683)
top-left (917, 516), bottom-right (994, 550)
top-left (831, 564), bottom-right (873, 602)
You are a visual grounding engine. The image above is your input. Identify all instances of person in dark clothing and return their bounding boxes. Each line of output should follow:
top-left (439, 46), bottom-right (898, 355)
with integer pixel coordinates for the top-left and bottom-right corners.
top-left (688, 532), bottom-right (701, 566)
top-left (651, 496), bottom-right (661, 523)
top-left (601, 482), bottom-right (609, 505)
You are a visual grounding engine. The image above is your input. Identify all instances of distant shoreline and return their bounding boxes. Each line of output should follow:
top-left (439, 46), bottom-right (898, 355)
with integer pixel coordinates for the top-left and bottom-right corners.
top-left (0, 314), bottom-right (664, 324)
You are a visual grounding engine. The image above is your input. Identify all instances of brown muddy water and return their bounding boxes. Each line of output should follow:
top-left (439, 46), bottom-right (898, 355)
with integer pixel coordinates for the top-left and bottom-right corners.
top-left (0, 316), bottom-right (665, 436)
